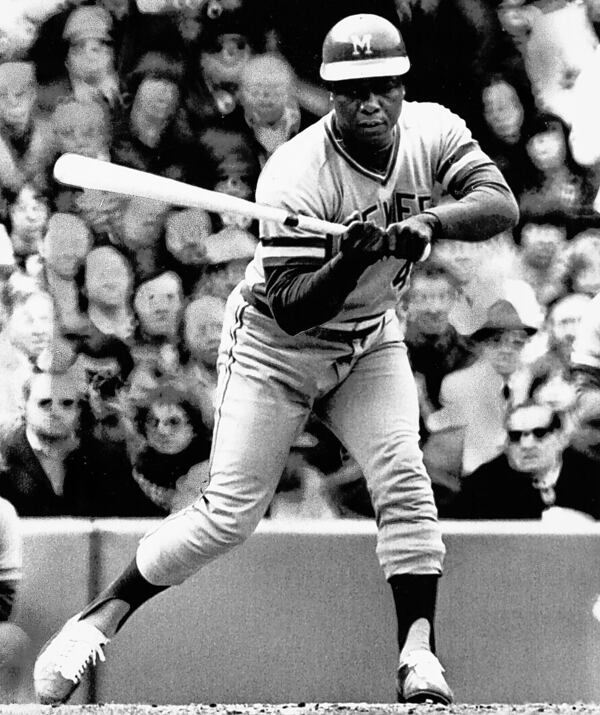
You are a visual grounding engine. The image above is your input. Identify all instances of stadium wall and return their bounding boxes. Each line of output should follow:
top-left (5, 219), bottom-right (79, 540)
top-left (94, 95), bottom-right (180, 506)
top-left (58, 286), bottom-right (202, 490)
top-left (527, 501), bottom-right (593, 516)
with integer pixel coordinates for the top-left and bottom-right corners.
top-left (14, 519), bottom-right (600, 704)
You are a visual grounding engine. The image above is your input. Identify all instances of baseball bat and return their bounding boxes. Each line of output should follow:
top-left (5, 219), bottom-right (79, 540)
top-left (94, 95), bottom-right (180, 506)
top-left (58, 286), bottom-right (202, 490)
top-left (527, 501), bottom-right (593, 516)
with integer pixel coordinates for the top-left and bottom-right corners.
top-left (53, 153), bottom-right (348, 236)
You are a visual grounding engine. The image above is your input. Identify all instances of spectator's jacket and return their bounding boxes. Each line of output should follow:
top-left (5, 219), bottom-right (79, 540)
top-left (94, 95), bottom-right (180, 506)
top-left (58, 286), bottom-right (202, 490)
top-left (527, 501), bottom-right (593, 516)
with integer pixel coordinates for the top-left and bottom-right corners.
top-left (0, 426), bottom-right (162, 518)
top-left (448, 448), bottom-right (600, 520)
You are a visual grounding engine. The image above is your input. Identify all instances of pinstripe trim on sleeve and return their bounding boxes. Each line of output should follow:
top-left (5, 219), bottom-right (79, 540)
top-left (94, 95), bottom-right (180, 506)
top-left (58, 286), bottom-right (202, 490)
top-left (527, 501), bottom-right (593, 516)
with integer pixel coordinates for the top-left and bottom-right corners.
top-left (437, 141), bottom-right (491, 190)
top-left (260, 235), bottom-right (329, 268)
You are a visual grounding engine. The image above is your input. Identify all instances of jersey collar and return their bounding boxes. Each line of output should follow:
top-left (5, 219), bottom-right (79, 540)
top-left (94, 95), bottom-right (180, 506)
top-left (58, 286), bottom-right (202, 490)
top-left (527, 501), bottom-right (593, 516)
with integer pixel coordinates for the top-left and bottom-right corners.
top-left (325, 114), bottom-right (400, 185)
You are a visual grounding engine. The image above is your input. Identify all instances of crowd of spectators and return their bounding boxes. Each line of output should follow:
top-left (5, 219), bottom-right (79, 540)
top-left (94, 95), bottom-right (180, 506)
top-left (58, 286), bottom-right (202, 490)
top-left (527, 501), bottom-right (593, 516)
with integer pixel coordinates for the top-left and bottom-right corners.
top-left (0, 0), bottom-right (598, 523)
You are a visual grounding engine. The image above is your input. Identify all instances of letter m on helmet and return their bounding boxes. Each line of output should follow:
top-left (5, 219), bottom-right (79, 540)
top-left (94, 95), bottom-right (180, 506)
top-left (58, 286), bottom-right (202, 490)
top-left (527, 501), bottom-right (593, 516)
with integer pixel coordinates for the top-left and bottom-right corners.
top-left (350, 34), bottom-right (373, 57)
top-left (320, 14), bottom-right (410, 82)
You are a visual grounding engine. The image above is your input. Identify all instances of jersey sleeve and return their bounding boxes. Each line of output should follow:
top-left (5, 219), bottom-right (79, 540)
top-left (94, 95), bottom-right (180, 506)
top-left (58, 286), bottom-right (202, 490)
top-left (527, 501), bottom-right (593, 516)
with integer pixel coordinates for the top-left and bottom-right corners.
top-left (255, 138), bottom-right (335, 273)
top-left (431, 104), bottom-right (497, 195)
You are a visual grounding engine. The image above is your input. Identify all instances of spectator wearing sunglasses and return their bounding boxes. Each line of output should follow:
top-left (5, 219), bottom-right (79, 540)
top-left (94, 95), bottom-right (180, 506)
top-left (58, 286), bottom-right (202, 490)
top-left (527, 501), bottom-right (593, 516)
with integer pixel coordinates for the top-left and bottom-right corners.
top-left (447, 400), bottom-right (600, 521)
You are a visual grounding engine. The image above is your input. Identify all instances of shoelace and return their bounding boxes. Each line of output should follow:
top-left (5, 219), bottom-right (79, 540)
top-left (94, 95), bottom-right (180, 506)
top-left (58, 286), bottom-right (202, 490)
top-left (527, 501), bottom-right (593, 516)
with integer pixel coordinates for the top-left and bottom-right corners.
top-left (55, 625), bottom-right (108, 683)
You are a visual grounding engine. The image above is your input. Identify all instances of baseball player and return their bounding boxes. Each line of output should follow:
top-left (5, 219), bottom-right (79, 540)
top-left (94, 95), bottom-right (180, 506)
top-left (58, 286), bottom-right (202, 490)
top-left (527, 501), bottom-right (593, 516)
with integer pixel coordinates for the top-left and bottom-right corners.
top-left (34, 14), bottom-right (519, 705)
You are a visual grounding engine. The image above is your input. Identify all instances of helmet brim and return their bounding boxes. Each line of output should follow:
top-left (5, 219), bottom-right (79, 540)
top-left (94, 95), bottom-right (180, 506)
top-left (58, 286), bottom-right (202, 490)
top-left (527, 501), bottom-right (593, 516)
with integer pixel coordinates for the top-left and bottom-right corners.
top-left (320, 56), bottom-right (410, 82)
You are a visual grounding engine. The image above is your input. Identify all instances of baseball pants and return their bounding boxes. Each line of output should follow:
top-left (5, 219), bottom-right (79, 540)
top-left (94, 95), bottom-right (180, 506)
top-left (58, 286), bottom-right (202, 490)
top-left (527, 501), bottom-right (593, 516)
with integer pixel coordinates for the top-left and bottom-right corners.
top-left (136, 283), bottom-right (445, 585)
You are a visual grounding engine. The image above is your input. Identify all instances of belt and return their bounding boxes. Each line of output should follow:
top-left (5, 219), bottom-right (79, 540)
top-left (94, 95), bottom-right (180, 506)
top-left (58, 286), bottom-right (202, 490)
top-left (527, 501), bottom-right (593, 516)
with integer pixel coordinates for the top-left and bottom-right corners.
top-left (241, 283), bottom-right (386, 342)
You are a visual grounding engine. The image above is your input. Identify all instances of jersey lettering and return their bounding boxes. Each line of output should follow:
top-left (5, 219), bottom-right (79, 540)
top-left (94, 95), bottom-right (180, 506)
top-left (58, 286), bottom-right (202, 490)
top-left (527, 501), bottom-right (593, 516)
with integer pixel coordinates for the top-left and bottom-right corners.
top-left (358, 192), bottom-right (432, 225)
top-left (350, 34), bottom-right (373, 57)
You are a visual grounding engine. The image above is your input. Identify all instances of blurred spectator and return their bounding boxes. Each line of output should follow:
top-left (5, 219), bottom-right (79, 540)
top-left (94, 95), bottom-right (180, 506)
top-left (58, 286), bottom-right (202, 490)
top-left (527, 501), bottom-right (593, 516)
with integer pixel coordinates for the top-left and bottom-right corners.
top-left (0, 61), bottom-right (51, 195)
top-left (62, 4), bottom-right (121, 110)
top-left (525, 292), bottom-right (592, 393)
top-left (40, 212), bottom-right (93, 336)
top-left (570, 291), bottom-right (600, 464)
top-left (196, 123), bottom-right (260, 229)
top-left (193, 225), bottom-right (257, 301)
top-left (425, 298), bottom-right (538, 492)
top-left (82, 245), bottom-right (135, 341)
top-left (238, 52), bottom-right (316, 164)
top-left (180, 294), bottom-right (226, 430)
top-left (133, 270), bottom-right (183, 344)
top-left (72, 333), bottom-right (135, 444)
top-left (0, 289), bottom-right (53, 437)
top-left (403, 260), bottom-right (475, 426)
top-left (558, 228), bottom-right (600, 297)
top-left (164, 207), bottom-right (211, 296)
top-left (518, 112), bottom-right (598, 230)
top-left (117, 195), bottom-right (170, 281)
top-left (48, 97), bottom-right (113, 215)
top-left (478, 75), bottom-right (530, 194)
top-left (3, 183), bottom-right (50, 269)
top-left (121, 384), bottom-right (211, 513)
top-left (393, 0), bottom-right (522, 140)
top-left (0, 368), bottom-right (155, 517)
top-left (498, 0), bottom-right (598, 124)
top-left (0, 497), bottom-right (30, 703)
top-left (113, 51), bottom-right (191, 181)
top-left (186, 5), bottom-right (261, 126)
top-left (512, 211), bottom-right (569, 307)
top-left (448, 400), bottom-right (600, 522)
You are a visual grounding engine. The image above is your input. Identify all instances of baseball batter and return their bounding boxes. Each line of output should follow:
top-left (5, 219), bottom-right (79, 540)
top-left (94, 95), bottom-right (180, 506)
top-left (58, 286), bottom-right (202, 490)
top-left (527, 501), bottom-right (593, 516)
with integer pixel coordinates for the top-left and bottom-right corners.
top-left (34, 14), bottom-right (519, 705)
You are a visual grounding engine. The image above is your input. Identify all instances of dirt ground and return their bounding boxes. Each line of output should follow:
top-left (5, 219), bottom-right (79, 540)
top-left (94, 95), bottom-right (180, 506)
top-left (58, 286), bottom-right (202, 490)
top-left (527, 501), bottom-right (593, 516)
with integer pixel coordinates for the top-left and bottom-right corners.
top-left (1, 703), bottom-right (600, 715)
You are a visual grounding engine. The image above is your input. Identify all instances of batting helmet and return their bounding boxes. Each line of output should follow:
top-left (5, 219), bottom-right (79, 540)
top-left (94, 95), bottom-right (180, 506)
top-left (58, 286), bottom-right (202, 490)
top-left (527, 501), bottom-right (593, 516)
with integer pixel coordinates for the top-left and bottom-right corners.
top-left (320, 14), bottom-right (410, 83)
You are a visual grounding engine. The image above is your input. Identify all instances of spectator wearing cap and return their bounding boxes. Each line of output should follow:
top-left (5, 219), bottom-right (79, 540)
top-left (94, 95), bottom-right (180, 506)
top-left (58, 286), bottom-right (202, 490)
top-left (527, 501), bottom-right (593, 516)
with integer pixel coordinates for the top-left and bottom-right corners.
top-left (424, 298), bottom-right (538, 492)
top-left (62, 4), bottom-right (121, 109)
top-left (0, 61), bottom-right (52, 194)
top-left (447, 400), bottom-right (600, 522)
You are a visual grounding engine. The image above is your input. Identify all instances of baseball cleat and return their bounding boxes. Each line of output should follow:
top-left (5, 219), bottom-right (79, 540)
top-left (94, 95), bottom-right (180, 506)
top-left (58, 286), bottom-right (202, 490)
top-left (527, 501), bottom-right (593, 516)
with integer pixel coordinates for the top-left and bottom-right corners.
top-left (396, 648), bottom-right (454, 705)
top-left (33, 614), bottom-right (109, 704)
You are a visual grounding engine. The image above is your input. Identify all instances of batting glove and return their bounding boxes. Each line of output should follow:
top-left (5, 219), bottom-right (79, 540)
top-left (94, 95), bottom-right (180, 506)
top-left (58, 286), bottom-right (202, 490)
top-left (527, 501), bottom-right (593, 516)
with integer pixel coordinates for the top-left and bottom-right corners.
top-left (340, 221), bottom-right (388, 266)
top-left (386, 214), bottom-right (439, 262)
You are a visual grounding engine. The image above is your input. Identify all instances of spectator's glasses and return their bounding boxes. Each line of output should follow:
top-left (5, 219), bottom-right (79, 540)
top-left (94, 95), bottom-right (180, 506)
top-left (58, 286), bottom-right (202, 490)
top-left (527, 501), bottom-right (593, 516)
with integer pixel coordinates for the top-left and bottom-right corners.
top-left (507, 425), bottom-right (555, 443)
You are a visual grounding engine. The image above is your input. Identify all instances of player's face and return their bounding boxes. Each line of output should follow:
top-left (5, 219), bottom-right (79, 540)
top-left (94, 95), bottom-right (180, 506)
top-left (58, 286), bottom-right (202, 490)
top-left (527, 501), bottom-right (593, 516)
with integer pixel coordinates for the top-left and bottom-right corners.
top-left (66, 38), bottom-right (114, 84)
top-left (506, 405), bottom-right (562, 473)
top-left (332, 76), bottom-right (404, 151)
top-left (145, 402), bottom-right (194, 455)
